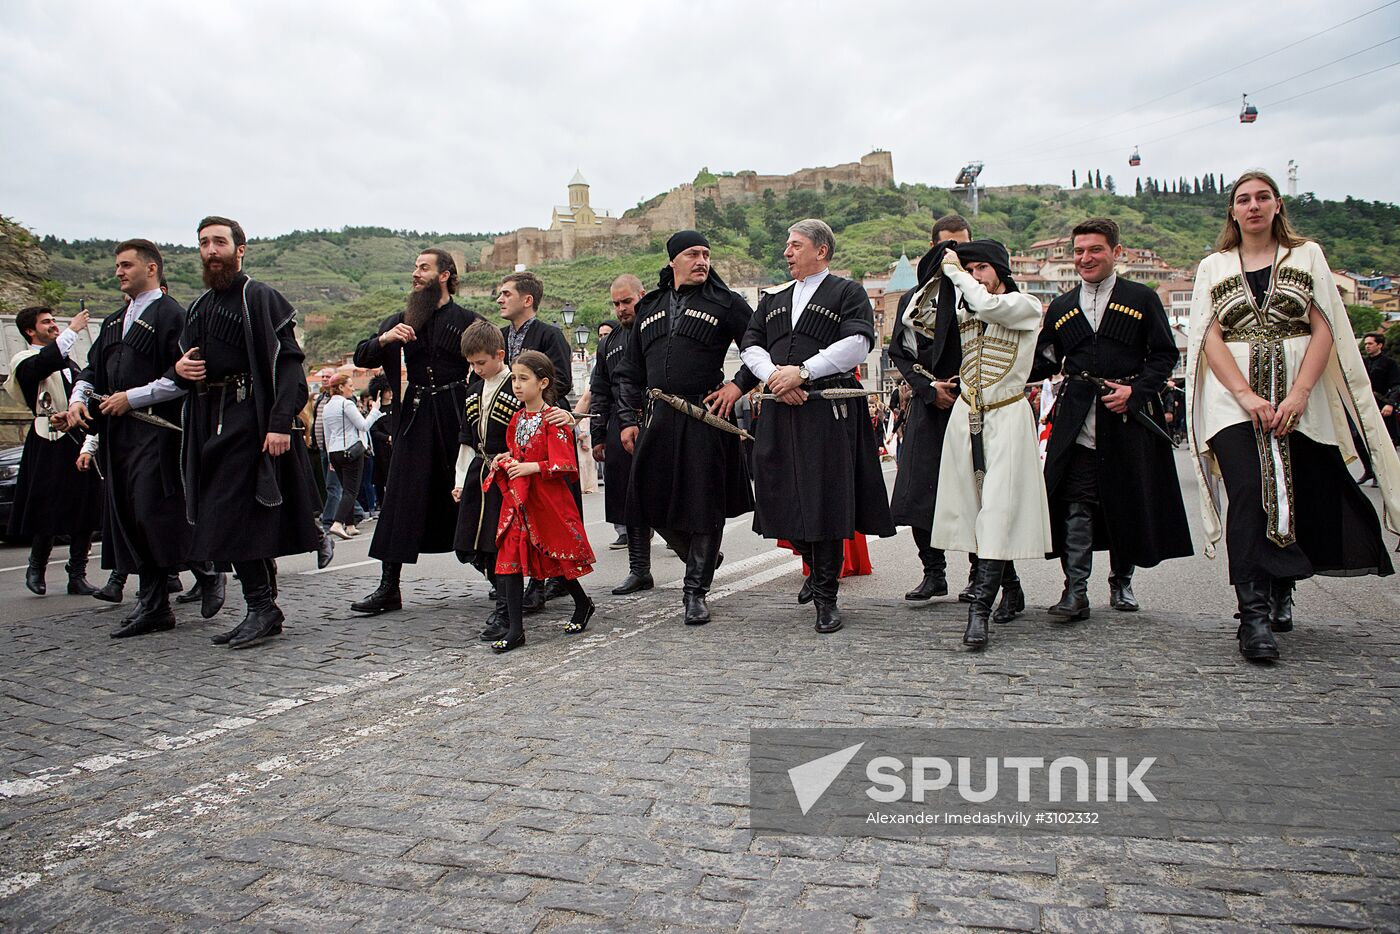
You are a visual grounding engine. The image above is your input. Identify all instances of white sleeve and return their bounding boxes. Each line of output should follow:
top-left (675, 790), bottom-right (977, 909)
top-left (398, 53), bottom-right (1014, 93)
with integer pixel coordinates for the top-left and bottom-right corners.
top-left (454, 445), bottom-right (471, 489)
top-left (81, 433), bottom-right (99, 456)
top-left (72, 379), bottom-right (94, 406)
top-left (740, 345), bottom-right (777, 383)
top-left (57, 328), bottom-right (79, 359)
top-left (945, 268), bottom-right (1043, 331)
top-left (124, 376), bottom-right (186, 409)
top-left (804, 334), bottom-right (871, 380)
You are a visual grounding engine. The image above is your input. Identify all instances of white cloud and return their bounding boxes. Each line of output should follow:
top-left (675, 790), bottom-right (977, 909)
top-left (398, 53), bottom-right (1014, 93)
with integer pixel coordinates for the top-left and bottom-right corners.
top-left (2, 0), bottom-right (1396, 243)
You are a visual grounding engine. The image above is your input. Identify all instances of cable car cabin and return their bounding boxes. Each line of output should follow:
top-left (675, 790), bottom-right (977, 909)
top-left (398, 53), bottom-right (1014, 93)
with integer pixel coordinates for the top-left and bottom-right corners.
top-left (1129, 147), bottom-right (1141, 167)
top-left (1240, 95), bottom-right (1258, 124)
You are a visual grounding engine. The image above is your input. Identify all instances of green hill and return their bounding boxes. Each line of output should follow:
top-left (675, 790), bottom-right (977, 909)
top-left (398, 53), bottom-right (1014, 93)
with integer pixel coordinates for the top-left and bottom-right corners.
top-left (23, 182), bottom-right (1400, 363)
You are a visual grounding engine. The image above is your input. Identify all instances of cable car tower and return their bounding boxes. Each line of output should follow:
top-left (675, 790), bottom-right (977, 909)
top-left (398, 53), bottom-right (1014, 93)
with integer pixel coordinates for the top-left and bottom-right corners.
top-left (1287, 160), bottom-right (1298, 197)
top-left (955, 161), bottom-right (984, 215)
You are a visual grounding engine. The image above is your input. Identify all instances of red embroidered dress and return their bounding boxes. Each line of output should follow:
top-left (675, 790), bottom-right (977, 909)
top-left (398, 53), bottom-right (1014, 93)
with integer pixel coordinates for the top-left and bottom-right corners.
top-left (487, 409), bottom-right (595, 580)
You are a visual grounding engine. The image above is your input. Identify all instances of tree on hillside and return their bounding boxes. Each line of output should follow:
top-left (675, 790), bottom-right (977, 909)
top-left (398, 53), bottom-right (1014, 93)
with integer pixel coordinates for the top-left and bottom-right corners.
top-left (1072, 170), bottom-right (1077, 188)
top-left (1347, 304), bottom-right (1384, 336)
top-left (1094, 170), bottom-right (1102, 189)
top-left (1105, 175), bottom-right (1116, 194)
top-left (1135, 178), bottom-right (1143, 196)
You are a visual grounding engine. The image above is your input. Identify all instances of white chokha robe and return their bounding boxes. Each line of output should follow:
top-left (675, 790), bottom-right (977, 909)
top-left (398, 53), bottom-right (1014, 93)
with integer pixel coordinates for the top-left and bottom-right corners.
top-left (930, 268), bottom-right (1053, 560)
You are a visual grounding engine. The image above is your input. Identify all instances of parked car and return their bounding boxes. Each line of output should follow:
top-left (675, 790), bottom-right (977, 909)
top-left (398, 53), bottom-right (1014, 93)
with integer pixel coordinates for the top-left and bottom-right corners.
top-left (0, 445), bottom-right (22, 538)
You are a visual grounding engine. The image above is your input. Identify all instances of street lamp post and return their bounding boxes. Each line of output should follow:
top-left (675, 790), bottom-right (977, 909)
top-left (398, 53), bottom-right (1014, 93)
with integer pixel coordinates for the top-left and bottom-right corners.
top-left (561, 301), bottom-right (576, 328)
top-left (573, 323), bottom-right (590, 361)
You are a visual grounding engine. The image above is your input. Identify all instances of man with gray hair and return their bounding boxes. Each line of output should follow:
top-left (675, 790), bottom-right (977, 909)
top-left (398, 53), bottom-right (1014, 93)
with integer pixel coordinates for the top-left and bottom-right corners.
top-left (741, 219), bottom-right (895, 634)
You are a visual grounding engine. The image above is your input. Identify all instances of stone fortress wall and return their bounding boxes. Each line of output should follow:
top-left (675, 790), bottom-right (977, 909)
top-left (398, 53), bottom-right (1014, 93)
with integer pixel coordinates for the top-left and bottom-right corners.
top-left (479, 151), bottom-right (894, 270)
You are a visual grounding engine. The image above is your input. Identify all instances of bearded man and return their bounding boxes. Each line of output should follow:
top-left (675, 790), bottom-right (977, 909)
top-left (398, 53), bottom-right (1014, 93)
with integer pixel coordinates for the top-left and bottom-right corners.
top-left (173, 216), bottom-right (323, 648)
top-left (350, 249), bottom-right (480, 614)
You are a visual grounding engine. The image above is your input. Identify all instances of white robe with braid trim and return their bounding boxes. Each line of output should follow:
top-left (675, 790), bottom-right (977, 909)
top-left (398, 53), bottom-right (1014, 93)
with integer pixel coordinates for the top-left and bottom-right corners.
top-left (930, 267), bottom-right (1053, 560)
top-left (1185, 240), bottom-right (1400, 557)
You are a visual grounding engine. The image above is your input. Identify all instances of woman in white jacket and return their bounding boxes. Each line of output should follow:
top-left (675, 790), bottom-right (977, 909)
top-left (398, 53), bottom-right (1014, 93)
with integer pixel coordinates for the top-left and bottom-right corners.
top-left (1186, 170), bottom-right (1398, 662)
top-left (323, 375), bottom-right (380, 540)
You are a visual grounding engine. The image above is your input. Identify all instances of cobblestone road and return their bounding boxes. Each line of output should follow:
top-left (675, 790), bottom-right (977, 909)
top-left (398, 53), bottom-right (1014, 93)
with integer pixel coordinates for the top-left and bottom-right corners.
top-left (3, 531), bottom-right (1398, 934)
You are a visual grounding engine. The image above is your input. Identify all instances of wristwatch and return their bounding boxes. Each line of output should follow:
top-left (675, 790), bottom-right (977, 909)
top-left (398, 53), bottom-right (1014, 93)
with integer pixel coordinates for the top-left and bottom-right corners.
top-left (797, 364), bottom-right (811, 383)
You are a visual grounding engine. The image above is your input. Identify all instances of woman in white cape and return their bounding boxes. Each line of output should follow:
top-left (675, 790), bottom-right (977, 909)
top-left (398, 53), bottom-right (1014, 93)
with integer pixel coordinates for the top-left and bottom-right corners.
top-left (1186, 170), bottom-right (1398, 662)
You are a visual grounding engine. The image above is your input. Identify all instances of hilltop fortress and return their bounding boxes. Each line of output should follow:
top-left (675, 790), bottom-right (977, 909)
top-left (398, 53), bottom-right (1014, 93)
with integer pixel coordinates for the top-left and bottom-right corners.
top-left (480, 150), bottom-right (895, 269)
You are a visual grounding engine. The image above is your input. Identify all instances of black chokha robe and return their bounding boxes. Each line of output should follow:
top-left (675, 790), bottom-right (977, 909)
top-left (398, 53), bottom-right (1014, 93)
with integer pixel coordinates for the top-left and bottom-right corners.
top-left (742, 273), bottom-right (894, 543)
top-left (79, 295), bottom-right (191, 572)
top-left (1031, 276), bottom-right (1193, 567)
top-left (179, 274), bottom-right (321, 563)
top-left (354, 301), bottom-right (479, 564)
top-left (454, 371), bottom-right (521, 570)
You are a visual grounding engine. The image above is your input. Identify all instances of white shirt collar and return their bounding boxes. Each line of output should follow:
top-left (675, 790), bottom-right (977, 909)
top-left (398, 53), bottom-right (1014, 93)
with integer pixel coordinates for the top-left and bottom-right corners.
top-left (126, 288), bottom-right (163, 320)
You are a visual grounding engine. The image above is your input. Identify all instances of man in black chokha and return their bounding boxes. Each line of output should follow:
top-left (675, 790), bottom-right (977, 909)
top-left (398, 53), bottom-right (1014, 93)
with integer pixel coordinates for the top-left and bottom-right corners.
top-left (616, 231), bottom-right (759, 625)
top-left (173, 216), bottom-right (324, 648)
top-left (351, 248), bottom-right (480, 615)
top-left (592, 273), bottom-right (656, 595)
top-left (741, 218), bottom-right (895, 634)
top-left (69, 239), bottom-right (226, 637)
top-left (1031, 217), bottom-right (1193, 621)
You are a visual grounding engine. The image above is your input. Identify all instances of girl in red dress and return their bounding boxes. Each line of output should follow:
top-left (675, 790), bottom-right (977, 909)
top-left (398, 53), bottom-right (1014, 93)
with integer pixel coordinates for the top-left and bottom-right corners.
top-left (486, 351), bottom-right (596, 653)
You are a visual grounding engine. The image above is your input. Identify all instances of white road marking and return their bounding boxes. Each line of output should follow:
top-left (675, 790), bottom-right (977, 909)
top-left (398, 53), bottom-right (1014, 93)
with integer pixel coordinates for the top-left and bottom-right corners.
top-left (299, 558), bottom-right (377, 576)
top-left (0, 558), bottom-right (66, 574)
top-left (0, 552), bottom-right (808, 896)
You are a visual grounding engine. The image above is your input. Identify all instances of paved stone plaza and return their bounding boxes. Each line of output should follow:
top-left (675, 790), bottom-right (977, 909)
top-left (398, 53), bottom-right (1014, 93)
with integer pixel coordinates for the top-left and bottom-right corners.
top-left (2, 463), bottom-right (1399, 932)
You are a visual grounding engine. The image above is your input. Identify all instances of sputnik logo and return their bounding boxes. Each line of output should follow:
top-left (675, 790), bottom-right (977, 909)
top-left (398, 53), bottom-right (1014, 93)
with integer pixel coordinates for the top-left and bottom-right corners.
top-left (787, 742), bottom-right (865, 815)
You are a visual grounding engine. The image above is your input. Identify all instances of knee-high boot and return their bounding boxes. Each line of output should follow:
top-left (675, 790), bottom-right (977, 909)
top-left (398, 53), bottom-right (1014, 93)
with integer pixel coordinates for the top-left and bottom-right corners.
top-left (1235, 580), bottom-right (1279, 661)
top-left (1049, 502), bottom-right (1093, 621)
top-left (1108, 554), bottom-right (1138, 612)
top-left (992, 561), bottom-right (1024, 624)
top-left (682, 531), bottom-right (721, 625)
top-left (25, 535), bottom-right (53, 595)
top-left (964, 559), bottom-right (1005, 648)
top-left (810, 540), bottom-right (844, 634)
top-left (66, 532), bottom-right (97, 595)
top-left (612, 526), bottom-right (654, 595)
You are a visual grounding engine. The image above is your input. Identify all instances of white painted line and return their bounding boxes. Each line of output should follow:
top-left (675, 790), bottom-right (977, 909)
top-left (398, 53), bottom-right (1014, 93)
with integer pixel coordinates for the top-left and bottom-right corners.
top-left (0, 670), bottom-right (406, 801)
top-left (660, 547), bottom-right (789, 589)
top-left (0, 559), bottom-right (67, 574)
top-left (0, 549), bottom-right (811, 895)
top-left (299, 558), bottom-right (377, 576)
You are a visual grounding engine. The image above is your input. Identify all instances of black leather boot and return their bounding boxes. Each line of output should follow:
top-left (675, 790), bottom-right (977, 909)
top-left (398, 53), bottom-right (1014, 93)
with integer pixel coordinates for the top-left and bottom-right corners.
top-left (25, 536), bottom-right (52, 596)
top-left (227, 585), bottom-right (285, 649)
top-left (1108, 556), bottom-right (1139, 612)
top-left (991, 561), bottom-right (1025, 624)
top-left (317, 529), bottom-right (335, 569)
top-left (351, 561), bottom-right (402, 614)
top-left (906, 530), bottom-right (948, 600)
top-left (92, 570), bottom-right (127, 603)
top-left (1268, 578), bottom-right (1295, 633)
top-left (166, 573), bottom-right (184, 594)
top-left (1235, 580), bottom-right (1279, 661)
top-left (612, 526), bottom-right (654, 595)
top-left (66, 533), bottom-right (97, 595)
top-left (964, 559), bottom-right (1005, 648)
top-left (957, 554), bottom-right (978, 603)
top-left (1049, 502), bottom-right (1093, 621)
top-left (810, 541), bottom-right (844, 634)
top-left (111, 570), bottom-right (177, 638)
top-left (683, 531), bottom-right (721, 625)
top-left (190, 563), bottom-right (227, 619)
top-left (792, 542), bottom-right (814, 604)
top-left (540, 577), bottom-right (568, 602)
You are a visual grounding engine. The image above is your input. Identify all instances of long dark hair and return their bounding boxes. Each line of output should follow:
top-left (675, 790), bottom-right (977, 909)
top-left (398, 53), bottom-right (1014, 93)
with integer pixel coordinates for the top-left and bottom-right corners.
top-left (513, 350), bottom-right (559, 404)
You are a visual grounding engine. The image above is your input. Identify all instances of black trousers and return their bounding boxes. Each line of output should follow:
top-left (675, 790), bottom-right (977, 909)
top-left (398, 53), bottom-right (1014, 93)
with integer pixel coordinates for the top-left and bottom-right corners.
top-left (330, 450), bottom-right (365, 526)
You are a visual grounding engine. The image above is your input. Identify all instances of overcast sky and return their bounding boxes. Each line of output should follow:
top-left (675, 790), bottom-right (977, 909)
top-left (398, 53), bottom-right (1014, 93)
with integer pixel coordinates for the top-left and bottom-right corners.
top-left (3, 0), bottom-right (1397, 245)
